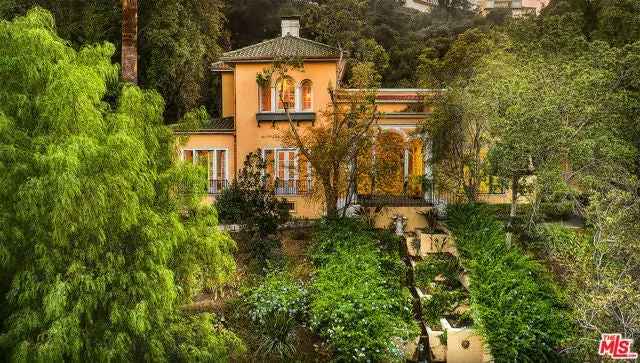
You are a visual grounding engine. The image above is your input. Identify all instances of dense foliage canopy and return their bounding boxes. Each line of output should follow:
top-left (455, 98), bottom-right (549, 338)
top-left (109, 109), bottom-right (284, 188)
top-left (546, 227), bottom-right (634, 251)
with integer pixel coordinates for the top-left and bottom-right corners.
top-left (0, 0), bottom-right (226, 121)
top-left (0, 8), bottom-right (241, 361)
top-left (1, 0), bottom-right (639, 361)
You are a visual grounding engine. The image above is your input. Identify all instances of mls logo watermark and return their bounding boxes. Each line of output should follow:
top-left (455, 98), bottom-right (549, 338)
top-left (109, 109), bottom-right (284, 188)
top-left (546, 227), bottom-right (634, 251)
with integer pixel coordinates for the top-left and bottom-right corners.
top-left (599, 334), bottom-right (638, 360)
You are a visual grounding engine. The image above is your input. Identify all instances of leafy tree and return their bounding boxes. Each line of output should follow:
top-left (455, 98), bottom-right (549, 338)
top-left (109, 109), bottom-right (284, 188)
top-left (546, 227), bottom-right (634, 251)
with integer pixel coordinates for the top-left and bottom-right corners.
top-left (0, 8), bottom-right (243, 361)
top-left (300, 0), bottom-right (390, 82)
top-left (0, 0), bottom-right (121, 48)
top-left (418, 28), bottom-right (505, 88)
top-left (421, 30), bottom-right (507, 202)
top-left (442, 22), bottom-right (634, 229)
top-left (216, 151), bottom-right (291, 261)
top-left (139, 0), bottom-right (226, 121)
top-left (1, 0), bottom-right (226, 122)
top-left (223, 0), bottom-right (292, 49)
top-left (544, 0), bottom-right (640, 47)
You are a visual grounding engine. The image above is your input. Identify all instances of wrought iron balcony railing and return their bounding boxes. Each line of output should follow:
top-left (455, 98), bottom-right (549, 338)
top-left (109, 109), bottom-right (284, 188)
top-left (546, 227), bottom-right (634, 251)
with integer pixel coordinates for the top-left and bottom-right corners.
top-left (357, 179), bottom-right (458, 207)
top-left (208, 179), bottom-right (229, 194)
top-left (273, 179), bottom-right (313, 196)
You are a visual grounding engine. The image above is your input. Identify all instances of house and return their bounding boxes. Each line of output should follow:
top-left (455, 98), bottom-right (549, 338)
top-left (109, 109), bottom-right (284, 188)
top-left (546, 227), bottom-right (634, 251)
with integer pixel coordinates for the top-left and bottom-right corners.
top-left (405, 0), bottom-right (548, 16)
top-left (480, 0), bottom-right (548, 16)
top-left (404, 0), bottom-right (437, 12)
top-left (176, 16), bottom-right (508, 229)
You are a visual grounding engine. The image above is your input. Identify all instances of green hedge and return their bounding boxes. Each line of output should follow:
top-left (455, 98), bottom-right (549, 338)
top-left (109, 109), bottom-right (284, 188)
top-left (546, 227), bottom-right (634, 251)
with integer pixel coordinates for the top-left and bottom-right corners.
top-left (485, 202), bottom-right (575, 222)
top-left (309, 220), bottom-right (417, 362)
top-left (447, 205), bottom-right (574, 362)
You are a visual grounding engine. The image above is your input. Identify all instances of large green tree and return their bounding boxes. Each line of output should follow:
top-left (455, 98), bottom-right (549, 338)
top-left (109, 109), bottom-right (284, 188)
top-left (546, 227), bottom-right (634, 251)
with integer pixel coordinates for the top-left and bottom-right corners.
top-left (0, 0), bottom-right (121, 46)
top-left (544, 0), bottom-right (640, 47)
top-left (139, 0), bottom-right (226, 121)
top-left (428, 12), bottom-right (640, 359)
top-left (0, 8), bottom-right (242, 361)
top-left (0, 0), bottom-right (226, 122)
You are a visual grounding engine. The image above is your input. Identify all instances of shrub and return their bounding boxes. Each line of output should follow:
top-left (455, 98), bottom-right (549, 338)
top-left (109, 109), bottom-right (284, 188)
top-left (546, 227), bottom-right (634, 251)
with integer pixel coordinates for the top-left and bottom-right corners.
top-left (243, 270), bottom-right (308, 360)
top-left (167, 313), bottom-right (246, 362)
top-left (244, 270), bottom-right (308, 326)
top-left (421, 285), bottom-right (468, 326)
top-left (309, 220), bottom-right (418, 362)
top-left (379, 252), bottom-right (410, 289)
top-left (446, 204), bottom-right (574, 361)
top-left (377, 229), bottom-right (403, 254)
top-left (310, 218), bottom-right (377, 265)
top-left (414, 255), bottom-right (468, 326)
top-left (216, 151), bottom-right (290, 261)
top-left (485, 202), bottom-right (574, 222)
top-left (414, 254), bottom-right (463, 289)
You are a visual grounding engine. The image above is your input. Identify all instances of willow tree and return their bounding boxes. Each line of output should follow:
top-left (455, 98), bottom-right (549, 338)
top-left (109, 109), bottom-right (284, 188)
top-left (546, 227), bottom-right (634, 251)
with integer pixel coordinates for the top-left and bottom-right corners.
top-left (0, 8), bottom-right (243, 361)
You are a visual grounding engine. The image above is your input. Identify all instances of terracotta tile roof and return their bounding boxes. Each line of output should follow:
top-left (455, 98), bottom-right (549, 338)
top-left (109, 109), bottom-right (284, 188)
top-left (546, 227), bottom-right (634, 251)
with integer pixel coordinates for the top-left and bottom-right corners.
top-left (171, 116), bottom-right (235, 133)
top-left (375, 94), bottom-right (425, 101)
top-left (211, 61), bottom-right (233, 71)
top-left (205, 116), bottom-right (235, 130)
top-left (219, 35), bottom-right (341, 62)
top-left (337, 88), bottom-right (445, 103)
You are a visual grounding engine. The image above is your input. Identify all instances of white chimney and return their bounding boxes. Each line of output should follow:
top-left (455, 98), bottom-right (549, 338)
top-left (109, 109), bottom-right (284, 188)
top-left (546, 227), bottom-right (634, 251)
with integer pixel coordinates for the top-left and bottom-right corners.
top-left (281, 16), bottom-right (300, 37)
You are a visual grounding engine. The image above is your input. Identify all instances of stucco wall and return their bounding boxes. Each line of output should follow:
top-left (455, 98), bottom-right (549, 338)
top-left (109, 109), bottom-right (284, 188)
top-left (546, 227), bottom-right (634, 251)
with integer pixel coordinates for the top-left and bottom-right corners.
top-left (221, 72), bottom-right (235, 118)
top-left (233, 61), bottom-right (338, 165)
top-left (227, 61), bottom-right (339, 218)
top-left (447, 328), bottom-right (493, 363)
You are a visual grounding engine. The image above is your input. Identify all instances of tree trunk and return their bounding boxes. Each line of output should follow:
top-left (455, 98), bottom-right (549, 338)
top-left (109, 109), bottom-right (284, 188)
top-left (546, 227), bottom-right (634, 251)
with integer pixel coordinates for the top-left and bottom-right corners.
top-left (506, 175), bottom-right (519, 247)
top-left (324, 186), bottom-right (338, 219)
top-left (121, 0), bottom-right (138, 83)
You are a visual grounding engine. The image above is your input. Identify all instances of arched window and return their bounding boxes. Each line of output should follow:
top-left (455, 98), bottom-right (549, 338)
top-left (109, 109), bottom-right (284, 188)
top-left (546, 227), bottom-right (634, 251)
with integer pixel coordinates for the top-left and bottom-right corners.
top-left (277, 77), bottom-right (295, 111)
top-left (259, 83), bottom-right (272, 112)
top-left (301, 80), bottom-right (312, 111)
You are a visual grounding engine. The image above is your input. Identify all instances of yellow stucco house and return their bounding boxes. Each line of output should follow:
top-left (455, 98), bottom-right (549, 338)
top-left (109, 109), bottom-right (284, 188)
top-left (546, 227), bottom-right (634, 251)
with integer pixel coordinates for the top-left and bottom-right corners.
top-left (176, 16), bottom-right (507, 227)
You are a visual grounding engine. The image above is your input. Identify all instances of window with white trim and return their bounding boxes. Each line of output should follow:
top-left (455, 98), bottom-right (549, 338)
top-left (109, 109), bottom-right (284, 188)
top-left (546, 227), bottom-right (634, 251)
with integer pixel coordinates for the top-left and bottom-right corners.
top-left (276, 77), bottom-right (295, 111)
top-left (301, 80), bottom-right (313, 111)
top-left (181, 148), bottom-right (229, 194)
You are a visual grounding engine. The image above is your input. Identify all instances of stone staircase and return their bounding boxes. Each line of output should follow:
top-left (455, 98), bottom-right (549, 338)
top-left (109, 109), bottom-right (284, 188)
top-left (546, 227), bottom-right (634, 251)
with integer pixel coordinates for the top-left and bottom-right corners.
top-left (401, 225), bottom-right (492, 363)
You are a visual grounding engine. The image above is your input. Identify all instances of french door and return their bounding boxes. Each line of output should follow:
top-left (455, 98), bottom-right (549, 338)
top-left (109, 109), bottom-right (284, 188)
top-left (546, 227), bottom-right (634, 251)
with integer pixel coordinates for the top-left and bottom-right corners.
top-left (182, 149), bottom-right (228, 194)
top-left (262, 148), bottom-right (311, 195)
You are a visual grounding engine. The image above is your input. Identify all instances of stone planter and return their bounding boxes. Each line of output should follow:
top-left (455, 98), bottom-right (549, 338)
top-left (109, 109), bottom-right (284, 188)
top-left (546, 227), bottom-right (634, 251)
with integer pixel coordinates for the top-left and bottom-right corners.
top-left (426, 319), bottom-right (493, 363)
top-left (407, 231), bottom-right (457, 257)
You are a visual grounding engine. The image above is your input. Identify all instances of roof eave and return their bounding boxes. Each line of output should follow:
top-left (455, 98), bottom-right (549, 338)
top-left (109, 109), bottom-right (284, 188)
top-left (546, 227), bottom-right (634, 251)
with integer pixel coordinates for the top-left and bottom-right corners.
top-left (174, 130), bottom-right (236, 135)
top-left (219, 56), bottom-right (341, 63)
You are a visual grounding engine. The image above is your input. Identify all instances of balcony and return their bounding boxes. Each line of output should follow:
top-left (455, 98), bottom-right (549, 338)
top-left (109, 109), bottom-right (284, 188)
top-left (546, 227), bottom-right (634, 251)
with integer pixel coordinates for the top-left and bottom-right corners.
top-left (357, 179), bottom-right (456, 207)
top-left (256, 112), bottom-right (316, 126)
top-left (273, 179), bottom-right (313, 196)
top-left (358, 193), bottom-right (432, 207)
top-left (208, 179), bottom-right (229, 194)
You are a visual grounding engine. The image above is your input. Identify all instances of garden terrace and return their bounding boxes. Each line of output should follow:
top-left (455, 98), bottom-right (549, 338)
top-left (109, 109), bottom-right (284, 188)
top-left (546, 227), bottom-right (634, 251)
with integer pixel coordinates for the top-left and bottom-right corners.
top-left (309, 219), bottom-right (419, 361)
top-left (413, 254), bottom-right (471, 328)
top-left (446, 204), bottom-right (574, 361)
